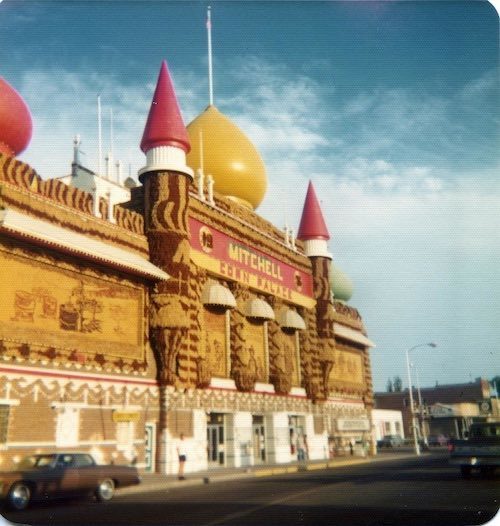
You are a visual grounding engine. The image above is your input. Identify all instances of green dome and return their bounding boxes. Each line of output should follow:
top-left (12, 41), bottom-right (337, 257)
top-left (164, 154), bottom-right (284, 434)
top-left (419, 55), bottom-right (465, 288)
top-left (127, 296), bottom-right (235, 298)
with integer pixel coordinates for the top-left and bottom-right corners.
top-left (330, 263), bottom-right (354, 302)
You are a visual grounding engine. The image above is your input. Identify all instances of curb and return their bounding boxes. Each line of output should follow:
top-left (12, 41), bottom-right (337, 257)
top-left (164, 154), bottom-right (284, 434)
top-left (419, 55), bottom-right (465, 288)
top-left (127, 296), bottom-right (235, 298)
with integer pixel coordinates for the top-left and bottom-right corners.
top-left (117, 452), bottom-right (425, 497)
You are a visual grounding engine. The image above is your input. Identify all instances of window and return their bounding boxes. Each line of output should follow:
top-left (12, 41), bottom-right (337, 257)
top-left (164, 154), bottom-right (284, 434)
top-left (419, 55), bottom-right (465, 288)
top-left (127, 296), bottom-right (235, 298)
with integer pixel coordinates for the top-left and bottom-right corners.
top-left (0, 405), bottom-right (10, 443)
top-left (384, 422), bottom-right (391, 433)
top-left (55, 407), bottom-right (79, 447)
top-left (395, 422), bottom-right (402, 434)
top-left (56, 455), bottom-right (75, 467)
top-left (73, 454), bottom-right (94, 467)
top-left (116, 421), bottom-right (135, 451)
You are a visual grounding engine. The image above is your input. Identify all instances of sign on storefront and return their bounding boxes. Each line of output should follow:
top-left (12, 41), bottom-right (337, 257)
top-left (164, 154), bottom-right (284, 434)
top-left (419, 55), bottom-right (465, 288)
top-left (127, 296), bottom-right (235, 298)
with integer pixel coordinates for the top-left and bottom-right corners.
top-left (112, 411), bottom-right (140, 423)
top-left (336, 418), bottom-right (370, 431)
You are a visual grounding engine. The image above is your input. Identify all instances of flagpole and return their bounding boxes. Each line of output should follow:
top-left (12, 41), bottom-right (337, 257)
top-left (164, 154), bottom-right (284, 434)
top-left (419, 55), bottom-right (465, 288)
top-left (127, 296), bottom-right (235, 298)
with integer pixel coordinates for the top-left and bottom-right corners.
top-left (97, 94), bottom-right (102, 175)
top-left (207, 6), bottom-right (214, 106)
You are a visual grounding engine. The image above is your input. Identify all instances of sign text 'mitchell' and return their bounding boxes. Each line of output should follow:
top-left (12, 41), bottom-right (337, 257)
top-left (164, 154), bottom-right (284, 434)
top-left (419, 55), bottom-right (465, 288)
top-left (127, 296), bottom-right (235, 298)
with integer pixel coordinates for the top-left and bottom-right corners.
top-left (228, 243), bottom-right (284, 281)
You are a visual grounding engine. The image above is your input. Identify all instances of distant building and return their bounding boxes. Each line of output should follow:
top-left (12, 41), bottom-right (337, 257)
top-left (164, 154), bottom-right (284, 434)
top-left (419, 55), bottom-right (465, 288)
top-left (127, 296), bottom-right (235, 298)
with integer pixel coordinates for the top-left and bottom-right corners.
top-left (375, 378), bottom-right (499, 440)
top-left (371, 409), bottom-right (404, 442)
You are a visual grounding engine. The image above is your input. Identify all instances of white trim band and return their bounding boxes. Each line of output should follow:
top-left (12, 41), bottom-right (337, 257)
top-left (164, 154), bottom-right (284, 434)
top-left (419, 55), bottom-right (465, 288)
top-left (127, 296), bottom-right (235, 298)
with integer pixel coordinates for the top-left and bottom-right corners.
top-left (139, 145), bottom-right (194, 179)
top-left (302, 239), bottom-right (332, 259)
top-left (0, 208), bottom-right (169, 281)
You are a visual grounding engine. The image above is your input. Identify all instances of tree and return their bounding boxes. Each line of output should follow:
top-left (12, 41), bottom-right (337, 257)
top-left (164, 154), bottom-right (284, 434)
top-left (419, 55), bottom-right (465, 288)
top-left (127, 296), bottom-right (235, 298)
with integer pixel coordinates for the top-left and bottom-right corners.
top-left (386, 378), bottom-right (394, 392)
top-left (490, 376), bottom-right (500, 395)
top-left (393, 376), bottom-right (403, 392)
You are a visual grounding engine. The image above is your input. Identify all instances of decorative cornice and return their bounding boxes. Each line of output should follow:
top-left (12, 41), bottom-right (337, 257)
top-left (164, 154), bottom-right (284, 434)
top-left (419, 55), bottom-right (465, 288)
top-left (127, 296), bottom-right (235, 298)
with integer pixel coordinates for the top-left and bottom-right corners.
top-left (0, 179), bottom-right (148, 257)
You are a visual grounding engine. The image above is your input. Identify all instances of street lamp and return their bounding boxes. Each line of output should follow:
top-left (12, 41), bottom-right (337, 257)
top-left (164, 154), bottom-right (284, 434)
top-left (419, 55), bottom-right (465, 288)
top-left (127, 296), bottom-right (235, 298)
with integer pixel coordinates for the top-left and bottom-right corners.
top-left (405, 342), bottom-right (437, 456)
top-left (413, 364), bottom-right (427, 447)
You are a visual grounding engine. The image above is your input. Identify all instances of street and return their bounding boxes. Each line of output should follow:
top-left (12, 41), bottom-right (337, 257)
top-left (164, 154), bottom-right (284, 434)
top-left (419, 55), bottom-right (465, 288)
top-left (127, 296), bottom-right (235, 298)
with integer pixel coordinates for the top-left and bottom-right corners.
top-left (2, 453), bottom-right (498, 526)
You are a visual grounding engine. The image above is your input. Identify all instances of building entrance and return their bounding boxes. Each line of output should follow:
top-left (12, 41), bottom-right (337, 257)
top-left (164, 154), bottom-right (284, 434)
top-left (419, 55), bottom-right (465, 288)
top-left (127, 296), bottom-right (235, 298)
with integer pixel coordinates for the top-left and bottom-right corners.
top-left (289, 415), bottom-right (305, 459)
top-left (207, 413), bottom-right (225, 467)
top-left (252, 415), bottom-right (266, 464)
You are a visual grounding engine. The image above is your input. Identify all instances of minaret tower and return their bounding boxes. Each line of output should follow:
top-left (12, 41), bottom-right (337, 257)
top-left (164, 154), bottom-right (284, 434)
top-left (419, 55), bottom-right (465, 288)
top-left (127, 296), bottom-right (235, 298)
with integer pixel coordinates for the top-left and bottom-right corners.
top-left (297, 181), bottom-right (336, 398)
top-left (139, 61), bottom-right (193, 473)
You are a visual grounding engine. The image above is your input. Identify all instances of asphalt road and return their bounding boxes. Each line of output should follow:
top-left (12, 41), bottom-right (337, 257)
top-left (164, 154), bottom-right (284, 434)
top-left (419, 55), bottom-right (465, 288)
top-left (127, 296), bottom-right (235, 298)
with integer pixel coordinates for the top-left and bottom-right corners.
top-left (2, 453), bottom-right (499, 526)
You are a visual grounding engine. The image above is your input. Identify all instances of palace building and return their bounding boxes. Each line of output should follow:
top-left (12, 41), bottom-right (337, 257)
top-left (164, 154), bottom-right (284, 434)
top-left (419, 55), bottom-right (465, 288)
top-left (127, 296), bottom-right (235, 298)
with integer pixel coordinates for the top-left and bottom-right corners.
top-left (0, 60), bottom-right (375, 474)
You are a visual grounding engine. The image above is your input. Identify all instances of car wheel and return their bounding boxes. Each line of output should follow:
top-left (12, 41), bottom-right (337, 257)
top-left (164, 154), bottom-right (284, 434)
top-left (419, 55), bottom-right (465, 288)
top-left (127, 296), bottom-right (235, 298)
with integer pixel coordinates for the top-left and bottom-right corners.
top-left (460, 466), bottom-right (472, 479)
top-left (95, 478), bottom-right (115, 502)
top-left (8, 482), bottom-right (32, 511)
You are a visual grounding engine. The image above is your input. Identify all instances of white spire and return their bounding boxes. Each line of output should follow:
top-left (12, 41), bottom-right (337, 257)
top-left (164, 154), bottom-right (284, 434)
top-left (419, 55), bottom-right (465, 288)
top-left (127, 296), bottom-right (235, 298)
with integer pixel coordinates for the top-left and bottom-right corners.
top-left (207, 6), bottom-right (214, 106)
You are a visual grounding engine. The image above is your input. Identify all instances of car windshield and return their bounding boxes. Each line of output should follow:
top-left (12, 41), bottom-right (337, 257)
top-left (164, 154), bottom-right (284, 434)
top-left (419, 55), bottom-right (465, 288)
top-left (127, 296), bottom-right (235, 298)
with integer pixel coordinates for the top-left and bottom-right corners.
top-left (17, 455), bottom-right (57, 469)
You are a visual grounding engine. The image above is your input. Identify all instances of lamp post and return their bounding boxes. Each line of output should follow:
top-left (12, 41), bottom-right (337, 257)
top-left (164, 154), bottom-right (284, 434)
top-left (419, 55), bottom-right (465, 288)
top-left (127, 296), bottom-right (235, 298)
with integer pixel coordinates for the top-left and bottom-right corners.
top-left (405, 343), bottom-right (437, 456)
top-left (413, 365), bottom-right (428, 447)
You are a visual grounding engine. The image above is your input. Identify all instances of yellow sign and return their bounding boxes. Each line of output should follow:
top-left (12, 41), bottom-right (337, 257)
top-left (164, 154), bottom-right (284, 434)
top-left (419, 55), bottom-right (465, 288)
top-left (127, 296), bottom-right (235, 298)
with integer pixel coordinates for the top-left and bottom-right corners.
top-left (192, 250), bottom-right (315, 308)
top-left (190, 218), bottom-right (315, 309)
top-left (112, 411), bottom-right (140, 423)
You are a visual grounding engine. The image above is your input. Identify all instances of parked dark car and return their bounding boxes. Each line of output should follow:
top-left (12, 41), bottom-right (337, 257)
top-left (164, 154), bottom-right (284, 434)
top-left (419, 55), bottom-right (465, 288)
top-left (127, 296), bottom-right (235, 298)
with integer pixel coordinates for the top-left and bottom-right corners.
top-left (0, 453), bottom-right (141, 510)
top-left (377, 434), bottom-right (405, 448)
top-left (449, 422), bottom-right (500, 478)
top-left (427, 434), bottom-right (448, 447)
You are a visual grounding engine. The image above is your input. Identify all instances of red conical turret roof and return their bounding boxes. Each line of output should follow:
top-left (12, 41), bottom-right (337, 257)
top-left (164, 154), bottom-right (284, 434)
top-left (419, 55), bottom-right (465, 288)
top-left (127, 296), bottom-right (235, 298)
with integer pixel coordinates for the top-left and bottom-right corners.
top-left (140, 61), bottom-right (190, 154)
top-left (0, 77), bottom-right (32, 157)
top-left (297, 181), bottom-right (330, 241)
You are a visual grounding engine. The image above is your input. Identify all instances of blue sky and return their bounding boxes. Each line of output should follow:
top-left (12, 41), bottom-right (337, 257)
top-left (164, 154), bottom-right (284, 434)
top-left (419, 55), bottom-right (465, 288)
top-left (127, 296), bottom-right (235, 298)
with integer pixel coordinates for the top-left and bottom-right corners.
top-left (1, 1), bottom-right (498, 391)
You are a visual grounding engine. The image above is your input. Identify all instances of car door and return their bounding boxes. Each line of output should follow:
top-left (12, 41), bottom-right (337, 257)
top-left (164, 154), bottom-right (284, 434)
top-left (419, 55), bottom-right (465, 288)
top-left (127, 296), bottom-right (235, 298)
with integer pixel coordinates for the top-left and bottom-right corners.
top-left (72, 454), bottom-right (99, 493)
top-left (54, 454), bottom-right (80, 496)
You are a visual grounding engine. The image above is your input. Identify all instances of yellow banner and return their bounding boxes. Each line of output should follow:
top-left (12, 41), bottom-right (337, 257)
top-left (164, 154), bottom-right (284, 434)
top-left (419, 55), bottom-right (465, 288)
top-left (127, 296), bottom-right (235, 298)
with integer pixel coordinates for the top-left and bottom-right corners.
top-left (192, 250), bottom-right (315, 309)
top-left (112, 411), bottom-right (140, 423)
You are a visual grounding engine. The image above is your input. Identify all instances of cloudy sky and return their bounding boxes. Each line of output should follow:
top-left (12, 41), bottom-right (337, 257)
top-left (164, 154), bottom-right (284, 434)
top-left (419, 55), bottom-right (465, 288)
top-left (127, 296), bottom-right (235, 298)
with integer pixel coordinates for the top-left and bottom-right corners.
top-left (1, 1), bottom-right (498, 392)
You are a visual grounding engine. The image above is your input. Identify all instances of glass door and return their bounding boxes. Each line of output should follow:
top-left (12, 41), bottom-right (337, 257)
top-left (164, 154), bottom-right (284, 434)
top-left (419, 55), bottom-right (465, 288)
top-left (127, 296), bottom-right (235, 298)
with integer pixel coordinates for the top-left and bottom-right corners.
top-left (252, 415), bottom-right (266, 464)
top-left (207, 413), bottom-right (225, 467)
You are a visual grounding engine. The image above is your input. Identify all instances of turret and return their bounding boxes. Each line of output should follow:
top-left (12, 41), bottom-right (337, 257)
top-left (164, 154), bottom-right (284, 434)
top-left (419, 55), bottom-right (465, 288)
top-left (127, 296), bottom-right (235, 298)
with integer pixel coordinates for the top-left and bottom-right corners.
top-left (297, 181), bottom-right (331, 259)
top-left (139, 61), bottom-right (194, 473)
top-left (139, 61), bottom-right (193, 180)
top-left (297, 180), bottom-right (335, 398)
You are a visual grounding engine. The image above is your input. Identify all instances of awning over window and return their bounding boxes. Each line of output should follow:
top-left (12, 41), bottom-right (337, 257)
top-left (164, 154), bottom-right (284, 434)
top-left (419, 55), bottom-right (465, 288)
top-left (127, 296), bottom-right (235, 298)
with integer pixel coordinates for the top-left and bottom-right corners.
top-left (277, 308), bottom-right (306, 330)
top-left (244, 298), bottom-right (275, 320)
top-left (0, 208), bottom-right (169, 281)
top-left (201, 281), bottom-right (236, 309)
top-left (334, 323), bottom-right (375, 348)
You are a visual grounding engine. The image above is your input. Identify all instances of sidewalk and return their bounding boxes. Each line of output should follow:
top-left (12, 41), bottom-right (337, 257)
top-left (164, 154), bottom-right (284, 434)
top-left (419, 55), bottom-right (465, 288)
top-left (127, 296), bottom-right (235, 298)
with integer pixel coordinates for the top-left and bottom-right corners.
top-left (118, 451), bottom-right (425, 496)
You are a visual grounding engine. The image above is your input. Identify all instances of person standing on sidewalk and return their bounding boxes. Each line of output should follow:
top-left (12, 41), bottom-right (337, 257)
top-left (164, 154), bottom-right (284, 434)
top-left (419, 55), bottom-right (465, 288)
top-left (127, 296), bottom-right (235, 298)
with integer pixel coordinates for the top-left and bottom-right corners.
top-left (297, 433), bottom-right (307, 461)
top-left (349, 437), bottom-right (355, 456)
top-left (177, 433), bottom-right (187, 480)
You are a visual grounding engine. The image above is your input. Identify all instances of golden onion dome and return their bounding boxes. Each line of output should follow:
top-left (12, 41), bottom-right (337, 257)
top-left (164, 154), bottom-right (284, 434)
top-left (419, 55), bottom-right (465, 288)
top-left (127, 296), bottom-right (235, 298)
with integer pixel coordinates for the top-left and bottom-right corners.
top-left (186, 105), bottom-right (267, 209)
